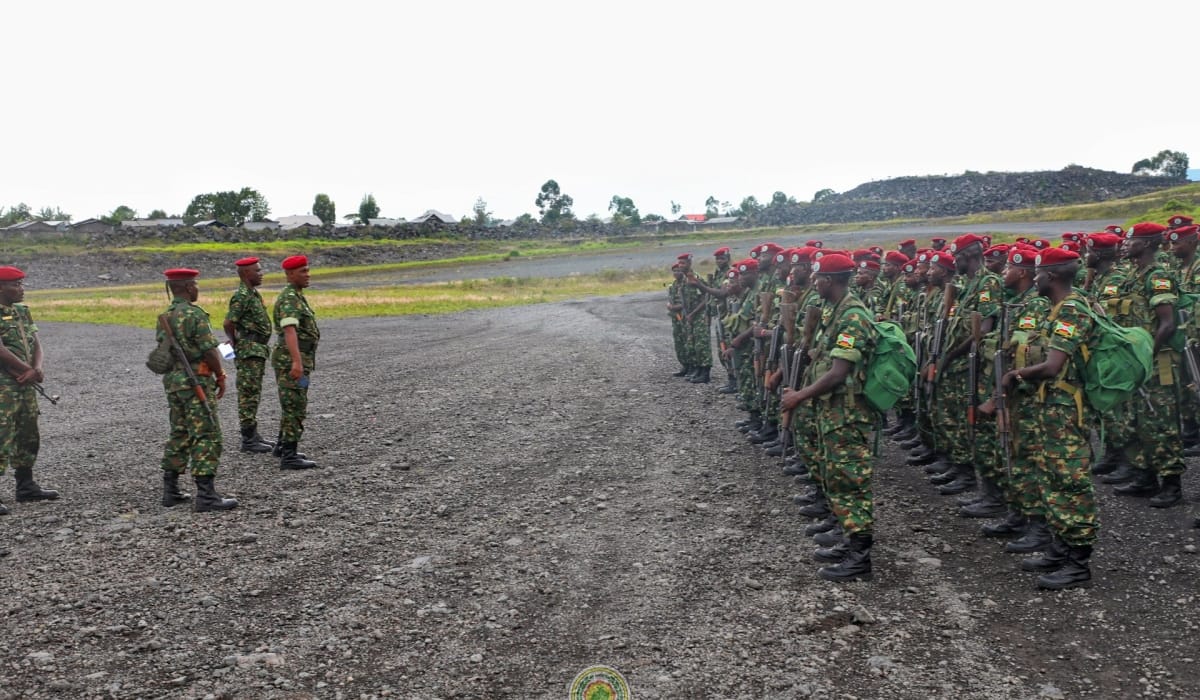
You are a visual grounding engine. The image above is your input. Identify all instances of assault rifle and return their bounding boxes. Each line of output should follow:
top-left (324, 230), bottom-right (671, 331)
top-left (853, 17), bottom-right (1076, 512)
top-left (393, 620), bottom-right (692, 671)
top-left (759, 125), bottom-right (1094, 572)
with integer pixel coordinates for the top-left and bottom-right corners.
top-left (780, 305), bottom-right (821, 449)
top-left (3, 369), bottom-right (59, 405)
top-left (753, 291), bottom-right (774, 399)
top-left (160, 314), bottom-right (215, 422)
top-left (995, 304), bottom-right (1013, 475)
top-left (912, 291), bottom-right (927, 419)
top-left (924, 283), bottom-right (957, 403)
top-left (967, 312), bottom-right (982, 460)
top-left (776, 299), bottom-right (798, 457)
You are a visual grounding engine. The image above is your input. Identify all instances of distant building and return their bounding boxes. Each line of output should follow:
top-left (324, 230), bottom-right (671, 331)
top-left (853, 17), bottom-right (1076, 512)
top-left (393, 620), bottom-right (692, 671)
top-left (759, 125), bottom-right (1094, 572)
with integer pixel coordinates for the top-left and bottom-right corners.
top-left (70, 218), bottom-right (115, 234)
top-left (193, 220), bottom-right (228, 229)
top-left (122, 218), bottom-right (184, 229)
top-left (410, 209), bottom-right (456, 225)
top-left (680, 214), bottom-right (707, 222)
top-left (276, 215), bottom-right (324, 230)
top-left (367, 217), bottom-right (405, 227)
top-left (243, 219), bottom-right (281, 231)
top-left (2, 220), bottom-right (69, 234)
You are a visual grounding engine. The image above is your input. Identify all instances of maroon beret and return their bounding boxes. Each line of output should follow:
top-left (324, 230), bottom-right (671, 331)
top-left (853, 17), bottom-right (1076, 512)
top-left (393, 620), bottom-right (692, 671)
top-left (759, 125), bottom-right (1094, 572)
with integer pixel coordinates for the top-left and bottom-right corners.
top-left (734, 258), bottom-right (759, 273)
top-left (950, 233), bottom-right (987, 253)
top-left (811, 253), bottom-right (855, 274)
top-left (713, 247), bottom-right (731, 256)
top-left (858, 259), bottom-right (881, 271)
top-left (884, 251), bottom-right (909, 266)
top-left (1129, 222), bottom-right (1168, 238)
top-left (0, 266), bottom-right (25, 281)
top-left (1168, 225), bottom-right (1199, 242)
top-left (235, 257), bottom-right (260, 267)
top-left (984, 244), bottom-right (1010, 259)
top-left (1168, 215), bottom-right (1194, 229)
top-left (1035, 248), bottom-right (1080, 267)
top-left (281, 255), bottom-right (309, 270)
top-left (930, 252), bottom-right (956, 271)
top-left (164, 268), bottom-right (200, 280)
top-left (1087, 233), bottom-right (1122, 250)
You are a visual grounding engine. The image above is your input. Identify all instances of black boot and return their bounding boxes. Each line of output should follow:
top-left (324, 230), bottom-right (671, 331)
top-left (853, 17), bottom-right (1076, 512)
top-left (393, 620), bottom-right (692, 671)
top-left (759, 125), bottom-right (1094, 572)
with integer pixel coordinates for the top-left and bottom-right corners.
top-left (737, 413), bottom-right (762, 434)
top-left (792, 486), bottom-right (823, 506)
top-left (1006, 516), bottom-right (1053, 553)
top-left (1100, 461), bottom-right (1137, 484)
top-left (1149, 474), bottom-right (1184, 508)
top-left (938, 464), bottom-right (977, 495)
top-left (14, 467), bottom-right (59, 502)
top-left (672, 364), bottom-right (691, 377)
top-left (981, 510), bottom-right (1027, 538)
top-left (818, 533), bottom-right (873, 582)
top-left (0, 497), bottom-right (8, 516)
top-left (1019, 535), bottom-right (1068, 571)
top-left (748, 423), bottom-right (779, 444)
top-left (719, 373), bottom-right (738, 394)
top-left (1113, 469), bottom-right (1158, 497)
top-left (782, 458), bottom-right (807, 476)
top-left (764, 439), bottom-right (786, 457)
top-left (193, 476), bottom-right (238, 512)
top-left (929, 466), bottom-right (959, 485)
top-left (240, 424), bottom-right (275, 454)
top-left (161, 470), bottom-right (191, 507)
top-left (797, 499), bottom-right (832, 519)
top-left (813, 526), bottom-right (845, 547)
top-left (813, 538), bottom-right (849, 562)
top-left (899, 435), bottom-right (926, 450)
top-left (1036, 544), bottom-right (1092, 590)
top-left (1090, 449), bottom-right (1123, 476)
top-left (272, 432), bottom-right (307, 459)
top-left (804, 515), bottom-right (838, 536)
top-left (923, 455), bottom-right (956, 474)
top-left (958, 477), bottom-right (1006, 518)
top-left (280, 442), bottom-right (319, 470)
top-left (689, 366), bottom-right (711, 384)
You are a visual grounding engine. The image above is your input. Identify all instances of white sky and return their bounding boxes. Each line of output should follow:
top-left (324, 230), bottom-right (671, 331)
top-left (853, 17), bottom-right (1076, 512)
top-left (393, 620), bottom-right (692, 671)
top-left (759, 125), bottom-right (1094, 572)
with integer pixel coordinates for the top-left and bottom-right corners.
top-left (3, 0), bottom-right (1197, 223)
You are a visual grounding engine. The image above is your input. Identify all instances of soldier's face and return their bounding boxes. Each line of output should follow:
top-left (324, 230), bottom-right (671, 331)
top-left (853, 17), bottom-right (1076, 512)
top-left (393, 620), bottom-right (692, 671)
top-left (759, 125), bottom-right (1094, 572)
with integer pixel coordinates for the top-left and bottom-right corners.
top-left (242, 264), bottom-right (264, 287)
top-left (1034, 269), bottom-right (1053, 296)
top-left (1171, 236), bottom-right (1197, 259)
top-left (929, 265), bottom-right (948, 285)
top-left (0, 279), bottom-right (24, 305)
top-left (286, 266), bottom-right (311, 289)
top-left (1002, 265), bottom-right (1022, 289)
top-left (813, 274), bottom-right (833, 299)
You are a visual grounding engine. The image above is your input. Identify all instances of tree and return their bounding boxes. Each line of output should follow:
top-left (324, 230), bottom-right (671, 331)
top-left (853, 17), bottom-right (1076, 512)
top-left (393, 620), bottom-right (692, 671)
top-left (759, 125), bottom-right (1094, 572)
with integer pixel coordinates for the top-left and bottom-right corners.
top-left (738, 196), bottom-right (761, 218)
top-left (670, 201), bottom-right (682, 217)
top-left (312, 194), bottom-right (336, 225)
top-left (183, 188), bottom-right (269, 225)
top-left (771, 191), bottom-right (791, 205)
top-left (147, 209), bottom-right (168, 219)
top-left (608, 195), bottom-right (640, 225)
top-left (35, 206), bottom-right (71, 222)
top-left (100, 205), bottom-right (137, 226)
top-left (704, 195), bottom-right (719, 219)
top-left (813, 188), bottom-right (837, 203)
top-left (643, 213), bottom-right (664, 222)
top-left (357, 194), bottom-right (380, 224)
top-left (0, 203), bottom-right (33, 227)
top-left (535, 179), bottom-right (574, 224)
top-left (472, 197), bottom-right (492, 225)
top-left (1132, 150), bottom-right (1189, 179)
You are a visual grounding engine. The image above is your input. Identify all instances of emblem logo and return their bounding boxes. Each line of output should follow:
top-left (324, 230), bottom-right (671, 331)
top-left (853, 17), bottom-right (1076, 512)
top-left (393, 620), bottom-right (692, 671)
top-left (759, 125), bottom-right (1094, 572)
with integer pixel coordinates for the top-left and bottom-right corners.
top-left (568, 665), bottom-right (631, 700)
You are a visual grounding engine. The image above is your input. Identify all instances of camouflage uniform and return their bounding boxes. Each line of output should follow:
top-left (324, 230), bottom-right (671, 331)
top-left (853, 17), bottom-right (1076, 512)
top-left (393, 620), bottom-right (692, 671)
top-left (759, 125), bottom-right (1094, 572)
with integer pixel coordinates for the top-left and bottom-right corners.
top-left (804, 292), bottom-right (877, 535)
top-left (1025, 292), bottom-right (1098, 546)
top-left (0, 303), bottom-right (39, 477)
top-left (272, 284), bottom-right (320, 443)
top-left (681, 282), bottom-right (710, 369)
top-left (1088, 265), bottom-right (1133, 458)
top-left (667, 279), bottom-right (688, 368)
top-left (1004, 287), bottom-right (1052, 518)
top-left (225, 282), bottom-right (272, 427)
top-left (938, 271), bottom-right (1003, 467)
top-left (708, 264), bottom-right (733, 374)
top-left (787, 286), bottom-right (824, 486)
top-left (159, 297), bottom-right (223, 477)
top-left (727, 285), bottom-right (758, 410)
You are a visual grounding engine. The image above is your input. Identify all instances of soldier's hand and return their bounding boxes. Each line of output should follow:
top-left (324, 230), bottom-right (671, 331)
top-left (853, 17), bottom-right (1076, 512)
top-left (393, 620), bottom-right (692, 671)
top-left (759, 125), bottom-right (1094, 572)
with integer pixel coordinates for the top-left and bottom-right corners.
top-left (14, 366), bottom-right (37, 385)
top-left (766, 369), bottom-right (782, 390)
top-left (214, 374), bottom-right (227, 400)
top-left (780, 388), bottom-right (802, 412)
top-left (289, 363), bottom-right (304, 381)
top-left (977, 398), bottom-right (996, 416)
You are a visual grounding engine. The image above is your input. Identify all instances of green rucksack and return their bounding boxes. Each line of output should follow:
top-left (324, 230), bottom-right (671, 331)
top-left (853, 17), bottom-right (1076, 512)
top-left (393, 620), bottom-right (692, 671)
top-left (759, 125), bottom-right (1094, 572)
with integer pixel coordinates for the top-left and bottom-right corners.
top-left (863, 319), bottom-right (917, 413)
top-left (1069, 304), bottom-right (1154, 413)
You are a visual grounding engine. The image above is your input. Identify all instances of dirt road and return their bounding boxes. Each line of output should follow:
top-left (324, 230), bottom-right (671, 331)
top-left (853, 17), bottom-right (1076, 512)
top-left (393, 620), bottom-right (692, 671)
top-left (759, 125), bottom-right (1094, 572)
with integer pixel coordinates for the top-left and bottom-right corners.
top-left (3, 291), bottom-right (1198, 699)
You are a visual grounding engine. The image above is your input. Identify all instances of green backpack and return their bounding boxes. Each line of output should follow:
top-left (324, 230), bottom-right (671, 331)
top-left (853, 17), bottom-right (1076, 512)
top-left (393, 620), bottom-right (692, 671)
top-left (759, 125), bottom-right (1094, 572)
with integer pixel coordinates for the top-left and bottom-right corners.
top-left (863, 319), bottom-right (917, 413)
top-left (1070, 304), bottom-right (1154, 413)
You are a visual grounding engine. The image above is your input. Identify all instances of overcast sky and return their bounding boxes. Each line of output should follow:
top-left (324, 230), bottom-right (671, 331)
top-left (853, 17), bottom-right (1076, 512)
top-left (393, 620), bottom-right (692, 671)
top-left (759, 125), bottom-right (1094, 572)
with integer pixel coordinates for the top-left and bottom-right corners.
top-left (4, 1), bottom-right (1197, 223)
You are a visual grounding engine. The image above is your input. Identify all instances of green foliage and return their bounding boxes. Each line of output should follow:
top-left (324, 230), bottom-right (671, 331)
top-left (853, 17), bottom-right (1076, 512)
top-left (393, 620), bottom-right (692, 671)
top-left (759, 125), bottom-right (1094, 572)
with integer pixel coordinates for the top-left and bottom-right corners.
top-left (100, 205), bottom-right (137, 226)
top-left (643, 213), bottom-right (664, 222)
top-left (312, 194), bottom-right (336, 225)
top-left (357, 194), bottom-right (380, 224)
top-left (472, 197), bottom-right (492, 225)
top-left (704, 195), bottom-right (719, 219)
top-left (608, 195), bottom-right (640, 225)
top-left (670, 201), bottom-right (682, 217)
top-left (536, 179), bottom-right (574, 224)
top-left (35, 205), bottom-right (71, 222)
top-left (738, 196), bottom-right (761, 219)
top-left (813, 188), bottom-right (837, 203)
top-left (147, 209), bottom-right (168, 219)
top-left (183, 188), bottom-right (269, 225)
top-left (0, 203), bottom-right (33, 227)
top-left (1132, 149), bottom-right (1189, 179)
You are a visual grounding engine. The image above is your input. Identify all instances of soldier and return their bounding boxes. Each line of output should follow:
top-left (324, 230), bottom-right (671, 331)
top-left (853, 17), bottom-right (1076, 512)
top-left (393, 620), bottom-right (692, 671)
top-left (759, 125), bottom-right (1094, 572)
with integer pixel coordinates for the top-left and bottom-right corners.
top-left (273, 255), bottom-right (320, 470)
top-left (1083, 233), bottom-right (1135, 478)
top-left (156, 268), bottom-right (238, 512)
top-left (930, 236), bottom-right (947, 252)
top-left (780, 253), bottom-right (877, 582)
top-left (1108, 222), bottom-right (1184, 506)
top-left (898, 238), bottom-right (917, 260)
top-left (223, 257), bottom-right (275, 454)
top-left (855, 259), bottom-right (883, 313)
top-left (0, 265), bottom-right (59, 515)
top-left (999, 247), bottom-right (1098, 589)
top-left (708, 247), bottom-right (736, 391)
top-left (667, 263), bottom-right (690, 377)
top-left (984, 244), bottom-right (1010, 277)
top-left (677, 254), bottom-right (712, 383)
top-left (1168, 223), bottom-right (1200, 456)
top-left (726, 260), bottom-right (762, 429)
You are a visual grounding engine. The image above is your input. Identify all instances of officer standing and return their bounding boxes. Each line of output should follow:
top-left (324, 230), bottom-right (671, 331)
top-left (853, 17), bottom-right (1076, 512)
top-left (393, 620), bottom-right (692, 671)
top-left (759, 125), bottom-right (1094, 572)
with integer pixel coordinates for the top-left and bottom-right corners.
top-left (157, 268), bottom-right (238, 512)
top-left (0, 265), bottom-right (59, 514)
top-left (273, 255), bottom-right (320, 470)
top-left (223, 257), bottom-right (275, 454)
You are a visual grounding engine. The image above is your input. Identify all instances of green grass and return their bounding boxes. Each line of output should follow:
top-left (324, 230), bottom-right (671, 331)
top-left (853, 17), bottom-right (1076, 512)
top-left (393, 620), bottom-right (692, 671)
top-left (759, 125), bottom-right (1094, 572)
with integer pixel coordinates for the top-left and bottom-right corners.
top-left (27, 268), bottom-right (669, 327)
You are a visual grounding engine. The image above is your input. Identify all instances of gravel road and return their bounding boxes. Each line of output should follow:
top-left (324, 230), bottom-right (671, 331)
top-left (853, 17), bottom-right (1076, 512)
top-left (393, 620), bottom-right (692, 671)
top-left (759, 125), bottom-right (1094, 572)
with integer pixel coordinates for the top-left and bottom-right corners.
top-left (4, 288), bottom-right (1198, 699)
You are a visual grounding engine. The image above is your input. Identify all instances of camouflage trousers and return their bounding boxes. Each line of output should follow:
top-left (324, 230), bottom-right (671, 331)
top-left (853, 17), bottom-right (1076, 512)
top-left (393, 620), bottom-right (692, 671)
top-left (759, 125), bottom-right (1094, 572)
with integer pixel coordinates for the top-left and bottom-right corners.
top-left (932, 364), bottom-right (970, 462)
top-left (235, 356), bottom-right (267, 428)
top-left (0, 382), bottom-right (40, 476)
top-left (791, 405), bottom-right (822, 490)
top-left (814, 409), bottom-right (875, 536)
top-left (1002, 399), bottom-right (1045, 519)
top-left (671, 318), bottom-right (688, 367)
top-left (1028, 402), bottom-right (1098, 546)
top-left (735, 345), bottom-right (757, 411)
top-left (161, 382), bottom-right (222, 477)
top-left (274, 368), bottom-right (310, 442)
top-left (685, 314), bottom-right (711, 368)
top-left (1098, 401), bottom-right (1134, 458)
top-left (1125, 352), bottom-right (1185, 477)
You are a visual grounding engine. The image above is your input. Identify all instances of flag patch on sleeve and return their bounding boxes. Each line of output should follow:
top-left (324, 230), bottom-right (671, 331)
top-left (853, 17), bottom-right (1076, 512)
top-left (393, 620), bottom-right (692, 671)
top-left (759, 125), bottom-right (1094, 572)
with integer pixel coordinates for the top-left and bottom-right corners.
top-left (836, 333), bottom-right (856, 349)
top-left (1018, 317), bottom-right (1037, 329)
top-left (1102, 284), bottom-right (1119, 296)
top-left (1053, 320), bottom-right (1076, 338)
top-left (1152, 278), bottom-right (1172, 291)
top-left (979, 290), bottom-right (991, 303)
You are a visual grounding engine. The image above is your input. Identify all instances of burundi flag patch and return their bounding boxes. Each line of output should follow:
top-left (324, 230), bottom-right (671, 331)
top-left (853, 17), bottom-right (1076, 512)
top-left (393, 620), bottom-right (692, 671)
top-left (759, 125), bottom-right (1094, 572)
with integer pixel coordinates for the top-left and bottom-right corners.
top-left (836, 333), bottom-right (857, 349)
top-left (1018, 317), bottom-right (1037, 329)
top-left (979, 290), bottom-right (992, 303)
top-left (1102, 284), bottom-right (1119, 296)
top-left (1053, 320), bottom-right (1077, 338)
top-left (1152, 278), bottom-right (1172, 291)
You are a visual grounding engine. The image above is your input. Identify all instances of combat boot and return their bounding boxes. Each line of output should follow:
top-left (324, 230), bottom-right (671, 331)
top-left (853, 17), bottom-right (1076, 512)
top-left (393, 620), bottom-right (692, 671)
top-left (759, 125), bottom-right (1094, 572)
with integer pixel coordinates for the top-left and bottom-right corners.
top-left (280, 442), bottom-right (319, 470)
top-left (1100, 461), bottom-right (1137, 484)
top-left (938, 464), bottom-right (977, 496)
top-left (193, 476), bottom-right (238, 512)
top-left (719, 372), bottom-right (738, 394)
top-left (813, 538), bottom-right (849, 563)
top-left (672, 364), bottom-right (692, 377)
top-left (958, 477), bottom-right (1005, 518)
top-left (929, 466), bottom-right (959, 485)
top-left (240, 424), bottom-right (275, 454)
top-left (906, 447), bottom-right (938, 466)
top-left (923, 454), bottom-right (955, 474)
top-left (1036, 544), bottom-right (1092, 590)
top-left (737, 413), bottom-right (762, 434)
top-left (689, 366), bottom-right (711, 384)
top-left (783, 458), bottom-right (807, 476)
top-left (804, 515), bottom-right (838, 536)
top-left (161, 470), bottom-right (191, 507)
top-left (1006, 516), bottom-right (1053, 553)
top-left (899, 435), bottom-right (926, 450)
top-left (981, 510), bottom-right (1026, 538)
top-left (792, 486), bottom-right (823, 506)
top-left (1149, 474), bottom-right (1184, 508)
top-left (813, 526), bottom-right (845, 547)
top-left (818, 533), bottom-right (873, 582)
top-left (748, 422), bottom-right (779, 444)
top-left (797, 499), bottom-right (832, 519)
top-left (1090, 449), bottom-right (1124, 476)
top-left (1019, 535), bottom-right (1068, 571)
top-left (1113, 469), bottom-right (1158, 497)
top-left (0, 497), bottom-right (8, 515)
top-left (764, 440), bottom-right (785, 457)
top-left (14, 467), bottom-right (59, 502)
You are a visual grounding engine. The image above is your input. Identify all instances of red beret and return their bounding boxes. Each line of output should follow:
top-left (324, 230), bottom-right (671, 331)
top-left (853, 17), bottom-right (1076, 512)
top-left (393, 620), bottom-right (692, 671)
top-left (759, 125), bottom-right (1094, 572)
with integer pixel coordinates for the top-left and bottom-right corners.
top-left (1087, 233), bottom-right (1123, 250)
top-left (676, 253), bottom-right (693, 261)
top-left (984, 244), bottom-right (1010, 259)
top-left (1007, 246), bottom-right (1037, 268)
top-left (1104, 225), bottom-right (1125, 236)
top-left (734, 258), bottom-right (759, 274)
top-left (281, 255), bottom-right (309, 270)
top-left (1168, 215), bottom-right (1194, 229)
top-left (1035, 248), bottom-right (1080, 267)
top-left (1015, 237), bottom-right (1030, 244)
top-left (982, 235), bottom-right (992, 247)
top-left (756, 243), bottom-right (783, 259)
top-left (884, 251), bottom-right (909, 266)
top-left (790, 246), bottom-right (818, 264)
top-left (930, 252), bottom-right (956, 271)
top-left (1060, 241), bottom-right (1081, 252)
top-left (713, 247), bottom-right (731, 256)
top-left (950, 233), bottom-right (987, 253)
top-left (898, 239), bottom-right (916, 247)
top-left (235, 257), bottom-right (260, 267)
top-left (869, 246), bottom-right (884, 256)
top-left (1061, 232), bottom-right (1083, 243)
top-left (858, 259), bottom-right (881, 272)
top-left (1168, 225), bottom-right (1199, 242)
top-left (726, 268), bottom-right (740, 280)
top-left (805, 239), bottom-right (824, 248)
top-left (811, 253), bottom-right (855, 274)
top-left (903, 261), bottom-right (919, 273)
top-left (164, 268), bottom-right (200, 280)
top-left (1129, 222), bottom-right (1167, 238)
top-left (851, 249), bottom-right (874, 261)
top-left (1031, 239), bottom-right (1051, 250)
top-left (0, 266), bottom-right (25, 281)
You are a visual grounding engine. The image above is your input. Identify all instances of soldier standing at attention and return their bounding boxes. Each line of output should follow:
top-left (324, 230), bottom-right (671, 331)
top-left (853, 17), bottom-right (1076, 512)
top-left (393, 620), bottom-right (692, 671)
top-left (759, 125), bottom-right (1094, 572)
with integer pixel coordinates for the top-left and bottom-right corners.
top-left (157, 268), bottom-right (237, 512)
top-left (780, 253), bottom-right (877, 582)
top-left (1167, 222), bottom-right (1200, 456)
top-left (0, 266), bottom-right (59, 514)
top-left (273, 255), bottom-right (320, 470)
top-left (223, 257), bottom-right (275, 454)
top-left (667, 264), bottom-right (690, 377)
